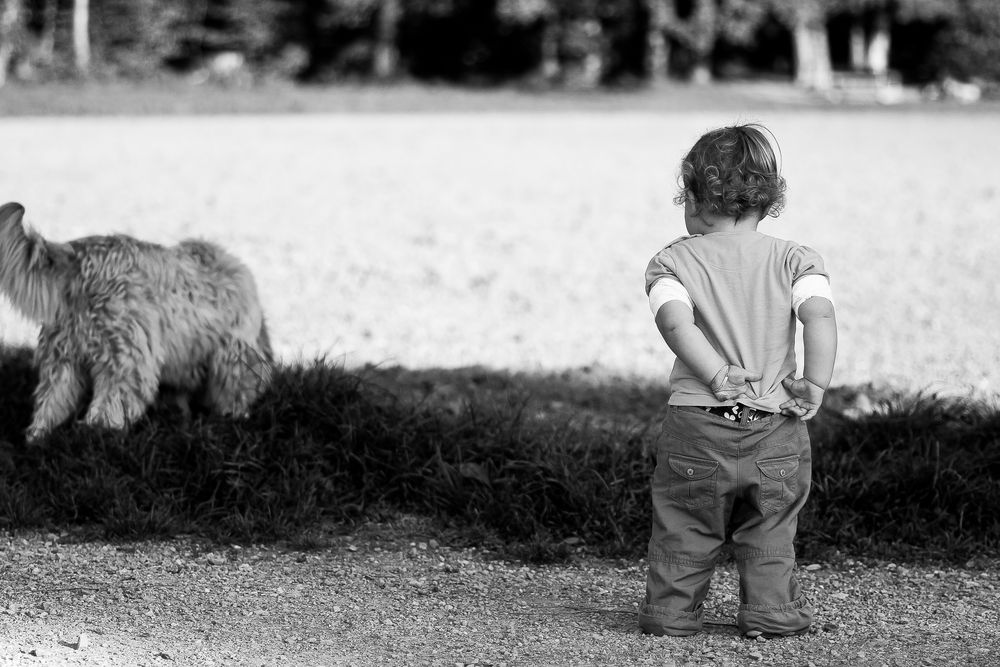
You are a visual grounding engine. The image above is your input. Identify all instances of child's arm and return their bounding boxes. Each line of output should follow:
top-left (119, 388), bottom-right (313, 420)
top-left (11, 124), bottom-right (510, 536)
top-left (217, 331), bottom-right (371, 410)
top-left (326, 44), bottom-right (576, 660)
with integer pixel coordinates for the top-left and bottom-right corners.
top-left (655, 301), bottom-right (761, 401)
top-left (780, 296), bottom-right (837, 421)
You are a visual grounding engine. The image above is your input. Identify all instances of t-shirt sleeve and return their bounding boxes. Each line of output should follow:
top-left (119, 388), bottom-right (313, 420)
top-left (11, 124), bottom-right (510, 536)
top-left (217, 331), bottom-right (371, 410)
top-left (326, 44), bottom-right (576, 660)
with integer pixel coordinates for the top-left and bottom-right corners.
top-left (645, 250), bottom-right (679, 295)
top-left (645, 236), bottom-right (698, 295)
top-left (789, 245), bottom-right (829, 283)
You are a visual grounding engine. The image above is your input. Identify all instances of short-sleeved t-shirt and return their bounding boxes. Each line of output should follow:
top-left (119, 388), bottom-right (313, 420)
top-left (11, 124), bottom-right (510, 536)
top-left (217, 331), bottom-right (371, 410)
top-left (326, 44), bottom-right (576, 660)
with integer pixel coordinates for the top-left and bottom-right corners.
top-left (645, 231), bottom-right (828, 412)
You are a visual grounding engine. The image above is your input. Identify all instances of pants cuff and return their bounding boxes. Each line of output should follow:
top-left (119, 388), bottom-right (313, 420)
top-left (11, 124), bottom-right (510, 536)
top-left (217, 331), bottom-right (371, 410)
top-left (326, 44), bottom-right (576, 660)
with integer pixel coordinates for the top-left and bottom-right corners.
top-left (737, 595), bottom-right (813, 635)
top-left (638, 602), bottom-right (703, 636)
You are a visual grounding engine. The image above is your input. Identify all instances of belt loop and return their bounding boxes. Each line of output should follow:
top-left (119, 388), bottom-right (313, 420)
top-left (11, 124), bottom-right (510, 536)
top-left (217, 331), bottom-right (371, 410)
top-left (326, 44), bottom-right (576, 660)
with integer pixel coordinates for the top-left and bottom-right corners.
top-left (739, 404), bottom-right (751, 428)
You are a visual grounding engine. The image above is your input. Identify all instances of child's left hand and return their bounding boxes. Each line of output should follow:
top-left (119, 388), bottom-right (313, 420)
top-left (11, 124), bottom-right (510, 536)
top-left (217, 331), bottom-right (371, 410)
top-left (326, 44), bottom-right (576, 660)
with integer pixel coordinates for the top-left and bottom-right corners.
top-left (709, 365), bottom-right (762, 401)
top-left (779, 376), bottom-right (825, 421)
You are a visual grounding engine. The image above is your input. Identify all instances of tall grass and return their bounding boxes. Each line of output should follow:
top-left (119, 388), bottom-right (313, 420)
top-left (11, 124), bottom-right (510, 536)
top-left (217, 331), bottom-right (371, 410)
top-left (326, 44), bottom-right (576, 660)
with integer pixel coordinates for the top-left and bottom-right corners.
top-left (803, 394), bottom-right (1000, 561)
top-left (1, 345), bottom-right (997, 564)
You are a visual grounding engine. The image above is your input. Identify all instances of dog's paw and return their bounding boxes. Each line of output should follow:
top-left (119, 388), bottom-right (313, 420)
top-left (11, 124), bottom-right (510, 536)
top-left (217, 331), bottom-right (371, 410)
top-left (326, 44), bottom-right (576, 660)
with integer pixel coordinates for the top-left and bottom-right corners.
top-left (84, 412), bottom-right (127, 431)
top-left (24, 426), bottom-right (48, 445)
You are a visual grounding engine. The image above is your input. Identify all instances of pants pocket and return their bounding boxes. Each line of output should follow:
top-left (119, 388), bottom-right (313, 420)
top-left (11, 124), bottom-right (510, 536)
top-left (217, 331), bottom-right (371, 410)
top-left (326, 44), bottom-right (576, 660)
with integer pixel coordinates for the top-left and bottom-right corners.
top-left (756, 454), bottom-right (800, 513)
top-left (666, 454), bottom-right (719, 510)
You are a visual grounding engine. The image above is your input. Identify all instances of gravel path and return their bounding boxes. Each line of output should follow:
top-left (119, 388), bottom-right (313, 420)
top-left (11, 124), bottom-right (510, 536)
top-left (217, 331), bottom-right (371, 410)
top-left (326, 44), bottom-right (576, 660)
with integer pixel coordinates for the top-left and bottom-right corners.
top-left (1, 522), bottom-right (997, 666)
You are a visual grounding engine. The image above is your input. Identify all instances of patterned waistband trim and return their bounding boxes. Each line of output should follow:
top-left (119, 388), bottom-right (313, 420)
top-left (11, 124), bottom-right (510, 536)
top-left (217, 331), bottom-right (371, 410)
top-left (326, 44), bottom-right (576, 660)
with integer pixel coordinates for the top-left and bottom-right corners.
top-left (703, 404), bottom-right (773, 422)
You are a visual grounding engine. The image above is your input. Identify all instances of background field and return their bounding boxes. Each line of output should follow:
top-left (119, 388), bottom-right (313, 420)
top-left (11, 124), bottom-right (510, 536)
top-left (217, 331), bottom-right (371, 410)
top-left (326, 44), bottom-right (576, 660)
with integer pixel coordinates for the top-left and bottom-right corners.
top-left (1, 105), bottom-right (998, 399)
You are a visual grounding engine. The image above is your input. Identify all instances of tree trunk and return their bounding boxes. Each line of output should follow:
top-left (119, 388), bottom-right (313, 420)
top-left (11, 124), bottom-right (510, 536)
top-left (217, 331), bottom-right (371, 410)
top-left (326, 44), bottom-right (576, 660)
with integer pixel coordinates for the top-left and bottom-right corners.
top-left (792, 12), bottom-right (831, 90)
top-left (866, 11), bottom-right (890, 76)
top-left (645, 0), bottom-right (669, 81)
top-left (33, 0), bottom-right (56, 66)
top-left (72, 0), bottom-right (90, 75)
top-left (579, 20), bottom-right (604, 87)
top-left (849, 21), bottom-right (865, 71)
top-left (539, 19), bottom-right (560, 81)
top-left (811, 22), bottom-right (832, 89)
top-left (373, 0), bottom-right (401, 79)
top-left (688, 0), bottom-right (716, 84)
top-left (0, 0), bottom-right (21, 87)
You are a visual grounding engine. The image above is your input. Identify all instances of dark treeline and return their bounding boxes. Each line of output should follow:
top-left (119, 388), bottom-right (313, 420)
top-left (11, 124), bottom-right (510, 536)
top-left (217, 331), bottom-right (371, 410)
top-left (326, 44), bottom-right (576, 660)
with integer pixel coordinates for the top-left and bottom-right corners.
top-left (0, 0), bottom-right (997, 89)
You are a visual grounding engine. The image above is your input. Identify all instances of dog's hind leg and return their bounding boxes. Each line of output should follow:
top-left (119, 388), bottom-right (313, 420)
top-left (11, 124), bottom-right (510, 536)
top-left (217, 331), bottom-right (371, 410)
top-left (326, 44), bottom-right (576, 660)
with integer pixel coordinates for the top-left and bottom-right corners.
top-left (28, 360), bottom-right (88, 443)
top-left (203, 335), bottom-right (272, 418)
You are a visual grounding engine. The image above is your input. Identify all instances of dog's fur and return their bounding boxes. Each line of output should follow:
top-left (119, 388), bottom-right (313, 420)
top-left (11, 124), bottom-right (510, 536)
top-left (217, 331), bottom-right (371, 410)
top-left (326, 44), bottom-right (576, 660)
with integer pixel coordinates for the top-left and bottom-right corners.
top-left (0, 202), bottom-right (272, 441)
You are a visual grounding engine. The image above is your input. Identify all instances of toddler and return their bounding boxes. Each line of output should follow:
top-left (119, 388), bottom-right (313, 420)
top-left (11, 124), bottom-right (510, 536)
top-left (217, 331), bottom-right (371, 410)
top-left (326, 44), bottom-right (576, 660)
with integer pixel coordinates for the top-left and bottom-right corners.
top-left (638, 123), bottom-right (837, 638)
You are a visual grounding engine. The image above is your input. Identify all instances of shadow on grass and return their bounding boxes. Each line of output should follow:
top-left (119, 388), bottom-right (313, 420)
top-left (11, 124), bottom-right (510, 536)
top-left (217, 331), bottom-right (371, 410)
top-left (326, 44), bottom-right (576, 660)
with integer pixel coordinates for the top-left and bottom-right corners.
top-left (1, 345), bottom-right (998, 565)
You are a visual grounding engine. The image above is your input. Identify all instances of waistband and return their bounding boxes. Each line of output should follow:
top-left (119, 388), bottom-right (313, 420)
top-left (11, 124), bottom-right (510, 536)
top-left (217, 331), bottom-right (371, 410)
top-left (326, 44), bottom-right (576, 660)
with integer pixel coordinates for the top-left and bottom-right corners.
top-left (701, 404), bottom-right (773, 423)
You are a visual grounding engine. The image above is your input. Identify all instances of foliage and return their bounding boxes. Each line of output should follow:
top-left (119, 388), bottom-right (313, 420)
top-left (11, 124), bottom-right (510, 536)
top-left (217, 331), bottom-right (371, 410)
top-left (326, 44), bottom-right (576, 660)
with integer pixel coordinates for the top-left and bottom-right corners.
top-left (1, 346), bottom-right (998, 565)
top-left (930, 0), bottom-right (1000, 81)
top-left (0, 0), bottom-right (997, 85)
top-left (89, 0), bottom-right (186, 76)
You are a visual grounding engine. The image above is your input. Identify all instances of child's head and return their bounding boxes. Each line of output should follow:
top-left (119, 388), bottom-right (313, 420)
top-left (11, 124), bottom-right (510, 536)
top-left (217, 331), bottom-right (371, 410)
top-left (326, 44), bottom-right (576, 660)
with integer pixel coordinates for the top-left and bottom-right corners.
top-left (674, 124), bottom-right (786, 221)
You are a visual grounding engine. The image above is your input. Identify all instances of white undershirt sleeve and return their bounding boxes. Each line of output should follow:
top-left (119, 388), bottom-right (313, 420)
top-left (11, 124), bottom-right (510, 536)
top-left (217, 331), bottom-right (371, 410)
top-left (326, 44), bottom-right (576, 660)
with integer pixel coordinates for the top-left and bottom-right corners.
top-left (648, 278), bottom-right (692, 315)
top-left (792, 274), bottom-right (834, 316)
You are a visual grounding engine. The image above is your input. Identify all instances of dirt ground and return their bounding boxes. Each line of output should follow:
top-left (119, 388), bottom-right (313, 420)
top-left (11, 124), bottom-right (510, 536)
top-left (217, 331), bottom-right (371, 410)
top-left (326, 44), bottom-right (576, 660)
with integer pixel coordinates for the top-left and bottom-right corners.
top-left (1, 111), bottom-right (998, 399)
top-left (1, 523), bottom-right (998, 667)
top-left (2, 102), bottom-right (999, 667)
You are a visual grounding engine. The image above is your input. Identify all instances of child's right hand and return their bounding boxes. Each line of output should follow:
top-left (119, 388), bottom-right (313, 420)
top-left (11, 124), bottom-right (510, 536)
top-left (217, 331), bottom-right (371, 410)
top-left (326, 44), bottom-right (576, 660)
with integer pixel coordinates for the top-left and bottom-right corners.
top-left (710, 365), bottom-right (762, 401)
top-left (780, 377), bottom-right (825, 421)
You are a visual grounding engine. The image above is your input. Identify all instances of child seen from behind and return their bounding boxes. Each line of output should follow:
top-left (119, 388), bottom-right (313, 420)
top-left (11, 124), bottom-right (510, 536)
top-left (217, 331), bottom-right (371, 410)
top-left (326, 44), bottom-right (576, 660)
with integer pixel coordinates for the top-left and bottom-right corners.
top-left (639, 123), bottom-right (837, 638)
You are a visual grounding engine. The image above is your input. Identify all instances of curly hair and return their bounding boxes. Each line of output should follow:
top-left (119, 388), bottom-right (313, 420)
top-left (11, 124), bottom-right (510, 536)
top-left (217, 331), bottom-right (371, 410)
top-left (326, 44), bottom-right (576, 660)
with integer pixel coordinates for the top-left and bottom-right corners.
top-left (673, 124), bottom-right (786, 220)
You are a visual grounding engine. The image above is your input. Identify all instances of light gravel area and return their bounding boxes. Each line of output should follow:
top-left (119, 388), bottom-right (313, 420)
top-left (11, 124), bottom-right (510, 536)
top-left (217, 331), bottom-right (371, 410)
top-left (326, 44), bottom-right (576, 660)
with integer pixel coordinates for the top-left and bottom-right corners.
top-left (0, 112), bottom-right (999, 399)
top-left (1, 523), bottom-right (998, 666)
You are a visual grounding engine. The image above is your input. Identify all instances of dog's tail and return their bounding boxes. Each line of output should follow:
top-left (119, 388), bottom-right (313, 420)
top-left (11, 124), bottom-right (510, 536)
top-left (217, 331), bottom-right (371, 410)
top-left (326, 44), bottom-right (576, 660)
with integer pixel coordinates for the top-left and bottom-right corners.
top-left (0, 202), bottom-right (70, 324)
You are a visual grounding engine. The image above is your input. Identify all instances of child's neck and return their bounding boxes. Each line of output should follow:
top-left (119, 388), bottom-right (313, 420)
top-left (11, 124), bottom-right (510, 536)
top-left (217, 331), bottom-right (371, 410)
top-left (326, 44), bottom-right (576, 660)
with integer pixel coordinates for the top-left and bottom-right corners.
top-left (699, 210), bottom-right (761, 234)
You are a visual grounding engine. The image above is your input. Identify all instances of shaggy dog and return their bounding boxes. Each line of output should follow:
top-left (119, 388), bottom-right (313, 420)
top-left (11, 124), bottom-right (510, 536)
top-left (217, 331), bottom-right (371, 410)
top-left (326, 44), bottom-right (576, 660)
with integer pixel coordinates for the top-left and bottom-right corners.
top-left (0, 202), bottom-right (272, 442)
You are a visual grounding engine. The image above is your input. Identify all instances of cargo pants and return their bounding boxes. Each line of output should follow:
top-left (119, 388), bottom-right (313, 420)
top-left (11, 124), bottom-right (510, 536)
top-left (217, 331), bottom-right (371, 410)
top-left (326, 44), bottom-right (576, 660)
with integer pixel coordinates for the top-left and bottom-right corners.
top-left (638, 404), bottom-right (814, 637)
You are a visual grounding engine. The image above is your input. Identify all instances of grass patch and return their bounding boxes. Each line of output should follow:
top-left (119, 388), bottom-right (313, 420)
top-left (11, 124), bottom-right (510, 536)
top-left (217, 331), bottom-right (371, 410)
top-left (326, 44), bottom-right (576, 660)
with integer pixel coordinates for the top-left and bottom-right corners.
top-left (1, 345), bottom-right (997, 564)
top-left (0, 79), bottom-right (827, 116)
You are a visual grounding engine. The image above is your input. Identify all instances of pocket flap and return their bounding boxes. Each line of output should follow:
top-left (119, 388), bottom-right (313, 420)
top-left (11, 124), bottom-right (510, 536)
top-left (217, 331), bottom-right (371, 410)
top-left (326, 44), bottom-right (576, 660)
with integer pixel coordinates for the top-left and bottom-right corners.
top-left (668, 454), bottom-right (718, 481)
top-left (756, 455), bottom-right (800, 481)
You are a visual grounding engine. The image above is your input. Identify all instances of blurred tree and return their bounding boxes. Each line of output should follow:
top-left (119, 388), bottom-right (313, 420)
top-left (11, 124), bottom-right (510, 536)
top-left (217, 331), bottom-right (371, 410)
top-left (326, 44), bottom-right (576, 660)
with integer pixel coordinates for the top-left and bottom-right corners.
top-left (180, 0), bottom-right (283, 62)
top-left (0, 0), bottom-right (993, 88)
top-left (644, 0), bottom-right (668, 80)
top-left (72, 0), bottom-right (89, 74)
top-left (599, 0), bottom-right (649, 84)
top-left (829, 0), bottom-right (888, 72)
top-left (0, 0), bottom-right (23, 86)
top-left (373, 0), bottom-right (401, 78)
top-left (496, 0), bottom-right (581, 84)
top-left (498, 0), bottom-right (650, 87)
top-left (33, 0), bottom-right (54, 67)
top-left (768, 0), bottom-right (833, 89)
top-left (89, 0), bottom-right (185, 77)
top-left (294, 0), bottom-right (405, 81)
top-left (681, 0), bottom-right (718, 84)
top-left (828, 0), bottom-right (951, 75)
top-left (645, 0), bottom-right (768, 84)
top-left (931, 0), bottom-right (1000, 81)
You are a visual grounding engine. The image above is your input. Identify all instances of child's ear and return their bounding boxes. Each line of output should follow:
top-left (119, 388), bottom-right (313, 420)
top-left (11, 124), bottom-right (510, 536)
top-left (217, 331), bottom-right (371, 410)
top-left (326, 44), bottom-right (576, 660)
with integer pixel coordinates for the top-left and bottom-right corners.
top-left (684, 194), bottom-right (699, 215)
